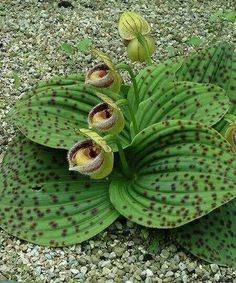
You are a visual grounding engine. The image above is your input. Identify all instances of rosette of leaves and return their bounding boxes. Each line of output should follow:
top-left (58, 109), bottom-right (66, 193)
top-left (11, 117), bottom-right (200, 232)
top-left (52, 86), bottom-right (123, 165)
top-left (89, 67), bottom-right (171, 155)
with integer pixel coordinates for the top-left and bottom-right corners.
top-left (1, 41), bottom-right (236, 270)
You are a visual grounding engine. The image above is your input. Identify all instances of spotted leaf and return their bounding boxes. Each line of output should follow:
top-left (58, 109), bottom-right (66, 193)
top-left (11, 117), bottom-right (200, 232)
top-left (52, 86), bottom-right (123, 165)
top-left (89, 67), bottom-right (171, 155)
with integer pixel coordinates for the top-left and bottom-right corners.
top-left (8, 76), bottom-right (130, 151)
top-left (173, 198), bottom-right (236, 268)
top-left (110, 120), bottom-right (236, 228)
top-left (127, 59), bottom-right (183, 110)
top-left (0, 135), bottom-right (119, 246)
top-left (175, 42), bottom-right (236, 134)
top-left (134, 81), bottom-right (229, 132)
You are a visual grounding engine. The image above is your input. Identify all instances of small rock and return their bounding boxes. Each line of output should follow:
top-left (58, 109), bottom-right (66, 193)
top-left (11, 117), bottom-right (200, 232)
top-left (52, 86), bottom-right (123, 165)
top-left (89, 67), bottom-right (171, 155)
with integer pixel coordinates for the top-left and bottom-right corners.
top-left (182, 274), bottom-right (188, 283)
top-left (80, 266), bottom-right (87, 274)
top-left (122, 251), bottom-right (130, 259)
top-left (210, 263), bottom-right (219, 273)
top-left (115, 221), bottom-right (122, 230)
top-left (160, 250), bottom-right (170, 259)
top-left (143, 254), bottom-right (153, 261)
top-left (187, 263), bottom-right (195, 272)
top-left (173, 255), bottom-right (180, 264)
top-left (144, 269), bottom-right (154, 277)
top-left (102, 267), bottom-right (111, 275)
top-left (129, 255), bottom-right (137, 264)
top-left (58, 1), bottom-right (74, 8)
top-left (126, 220), bottom-right (135, 228)
top-left (101, 260), bottom-right (111, 268)
top-left (178, 262), bottom-right (186, 271)
top-left (114, 247), bottom-right (125, 257)
top-left (195, 267), bottom-right (204, 276)
top-left (165, 271), bottom-right (174, 277)
top-left (109, 252), bottom-right (116, 259)
top-left (90, 255), bottom-right (99, 264)
top-left (70, 269), bottom-right (79, 274)
top-left (74, 273), bottom-right (85, 279)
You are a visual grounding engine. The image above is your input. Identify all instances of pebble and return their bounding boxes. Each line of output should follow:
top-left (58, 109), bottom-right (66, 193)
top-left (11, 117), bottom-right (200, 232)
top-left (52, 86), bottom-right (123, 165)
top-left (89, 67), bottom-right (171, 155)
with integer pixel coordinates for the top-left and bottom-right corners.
top-left (178, 262), bottom-right (187, 271)
top-left (70, 268), bottom-right (79, 274)
top-left (80, 266), bottom-right (88, 274)
top-left (102, 267), bottom-right (111, 276)
top-left (165, 271), bottom-right (174, 277)
top-left (210, 263), bottom-right (219, 273)
top-left (160, 249), bottom-right (170, 259)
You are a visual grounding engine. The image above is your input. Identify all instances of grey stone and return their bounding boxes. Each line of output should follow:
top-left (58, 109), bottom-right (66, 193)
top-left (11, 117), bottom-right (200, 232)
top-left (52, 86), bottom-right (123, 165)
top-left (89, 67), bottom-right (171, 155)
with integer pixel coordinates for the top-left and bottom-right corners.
top-left (165, 271), bottom-right (174, 277)
top-left (114, 247), bottom-right (126, 257)
top-left (178, 262), bottom-right (186, 271)
top-left (160, 250), bottom-right (170, 259)
top-left (80, 266), bottom-right (88, 274)
top-left (210, 263), bottom-right (219, 273)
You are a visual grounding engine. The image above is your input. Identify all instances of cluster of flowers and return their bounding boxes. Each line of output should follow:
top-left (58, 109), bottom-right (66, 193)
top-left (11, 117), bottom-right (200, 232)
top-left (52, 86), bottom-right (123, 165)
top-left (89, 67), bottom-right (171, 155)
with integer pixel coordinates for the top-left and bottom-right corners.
top-left (68, 11), bottom-right (154, 180)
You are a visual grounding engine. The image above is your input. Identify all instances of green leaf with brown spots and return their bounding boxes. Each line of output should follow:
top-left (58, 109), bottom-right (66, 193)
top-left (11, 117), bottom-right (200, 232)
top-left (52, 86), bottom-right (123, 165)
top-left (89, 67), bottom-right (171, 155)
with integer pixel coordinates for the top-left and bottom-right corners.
top-left (0, 135), bottom-right (119, 246)
top-left (128, 59), bottom-right (183, 110)
top-left (175, 41), bottom-right (236, 134)
top-left (173, 197), bottom-right (236, 268)
top-left (109, 120), bottom-right (236, 229)
top-left (8, 75), bottom-right (131, 151)
top-left (134, 81), bottom-right (229, 133)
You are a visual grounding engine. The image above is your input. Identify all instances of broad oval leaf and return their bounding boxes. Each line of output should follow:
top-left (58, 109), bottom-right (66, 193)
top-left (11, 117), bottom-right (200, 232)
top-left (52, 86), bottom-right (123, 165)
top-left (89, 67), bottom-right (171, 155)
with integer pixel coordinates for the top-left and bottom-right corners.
top-left (8, 76), bottom-right (130, 151)
top-left (172, 198), bottom-right (236, 268)
top-left (128, 59), bottom-right (183, 109)
top-left (110, 120), bottom-right (236, 228)
top-left (175, 42), bottom-right (236, 134)
top-left (134, 81), bottom-right (229, 132)
top-left (0, 136), bottom-right (119, 246)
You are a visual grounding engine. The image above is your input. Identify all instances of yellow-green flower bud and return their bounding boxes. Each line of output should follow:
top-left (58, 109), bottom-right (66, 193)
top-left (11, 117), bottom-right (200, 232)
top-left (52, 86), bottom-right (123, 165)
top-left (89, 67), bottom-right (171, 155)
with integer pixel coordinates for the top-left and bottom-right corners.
top-left (127, 35), bottom-right (155, 62)
top-left (88, 102), bottom-right (124, 135)
top-left (118, 11), bottom-right (151, 40)
top-left (68, 139), bottom-right (114, 179)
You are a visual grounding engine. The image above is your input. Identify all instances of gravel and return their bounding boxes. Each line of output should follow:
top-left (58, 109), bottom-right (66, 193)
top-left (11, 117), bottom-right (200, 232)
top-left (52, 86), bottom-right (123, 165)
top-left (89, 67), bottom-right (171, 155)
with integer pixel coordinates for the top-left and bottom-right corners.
top-left (0, 0), bottom-right (236, 282)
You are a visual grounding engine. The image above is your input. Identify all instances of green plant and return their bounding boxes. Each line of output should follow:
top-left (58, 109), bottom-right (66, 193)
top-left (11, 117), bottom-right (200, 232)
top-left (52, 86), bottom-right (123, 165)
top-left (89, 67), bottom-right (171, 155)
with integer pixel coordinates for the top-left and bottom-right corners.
top-left (1, 11), bottom-right (236, 268)
top-left (186, 36), bottom-right (203, 47)
top-left (208, 9), bottom-right (235, 35)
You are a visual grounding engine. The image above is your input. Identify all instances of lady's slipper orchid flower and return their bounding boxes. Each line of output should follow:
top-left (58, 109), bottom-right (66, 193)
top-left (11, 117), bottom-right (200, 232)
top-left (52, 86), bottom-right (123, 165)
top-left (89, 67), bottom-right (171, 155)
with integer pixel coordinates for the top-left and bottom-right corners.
top-left (88, 92), bottom-right (125, 134)
top-left (85, 49), bottom-right (122, 93)
top-left (68, 129), bottom-right (114, 179)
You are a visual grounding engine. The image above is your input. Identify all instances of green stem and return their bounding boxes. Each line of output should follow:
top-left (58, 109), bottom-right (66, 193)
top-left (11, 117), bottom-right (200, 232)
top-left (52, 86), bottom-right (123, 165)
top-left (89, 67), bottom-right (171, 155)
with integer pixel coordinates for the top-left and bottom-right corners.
top-left (116, 63), bottom-right (139, 106)
top-left (115, 63), bottom-right (139, 136)
top-left (137, 33), bottom-right (152, 66)
top-left (116, 136), bottom-right (130, 178)
top-left (128, 103), bottom-right (138, 136)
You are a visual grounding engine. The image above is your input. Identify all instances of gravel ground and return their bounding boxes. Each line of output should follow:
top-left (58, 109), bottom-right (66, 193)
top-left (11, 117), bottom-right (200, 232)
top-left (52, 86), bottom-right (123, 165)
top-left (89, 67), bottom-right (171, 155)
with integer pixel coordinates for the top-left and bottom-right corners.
top-left (0, 0), bottom-right (236, 282)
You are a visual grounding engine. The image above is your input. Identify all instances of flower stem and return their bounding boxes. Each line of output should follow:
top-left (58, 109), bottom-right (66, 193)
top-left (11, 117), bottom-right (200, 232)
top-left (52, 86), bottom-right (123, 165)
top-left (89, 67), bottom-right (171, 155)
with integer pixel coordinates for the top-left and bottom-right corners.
top-left (116, 63), bottom-right (139, 106)
top-left (116, 136), bottom-right (130, 178)
top-left (136, 33), bottom-right (152, 66)
top-left (128, 103), bottom-right (138, 136)
top-left (116, 99), bottom-right (138, 136)
top-left (115, 63), bottom-right (139, 135)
